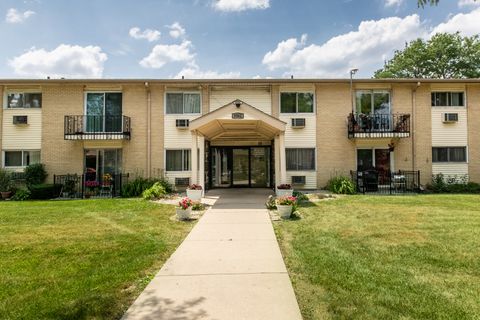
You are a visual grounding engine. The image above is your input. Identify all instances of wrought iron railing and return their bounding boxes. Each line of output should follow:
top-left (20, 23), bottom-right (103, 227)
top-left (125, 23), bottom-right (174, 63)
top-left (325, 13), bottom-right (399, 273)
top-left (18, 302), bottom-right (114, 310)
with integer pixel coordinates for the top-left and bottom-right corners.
top-left (347, 113), bottom-right (410, 139)
top-left (350, 170), bottom-right (420, 194)
top-left (54, 173), bottom-right (129, 198)
top-left (64, 115), bottom-right (131, 140)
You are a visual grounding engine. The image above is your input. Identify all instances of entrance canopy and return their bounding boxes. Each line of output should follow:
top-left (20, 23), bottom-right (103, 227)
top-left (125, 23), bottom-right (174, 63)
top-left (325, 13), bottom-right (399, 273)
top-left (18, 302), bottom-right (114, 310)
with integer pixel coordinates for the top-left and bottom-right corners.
top-left (189, 100), bottom-right (286, 143)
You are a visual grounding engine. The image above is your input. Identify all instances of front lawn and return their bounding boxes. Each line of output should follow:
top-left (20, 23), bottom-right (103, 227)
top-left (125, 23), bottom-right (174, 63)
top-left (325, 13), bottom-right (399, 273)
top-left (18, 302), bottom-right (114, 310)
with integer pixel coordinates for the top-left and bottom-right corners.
top-left (0, 199), bottom-right (194, 319)
top-left (275, 195), bottom-right (480, 320)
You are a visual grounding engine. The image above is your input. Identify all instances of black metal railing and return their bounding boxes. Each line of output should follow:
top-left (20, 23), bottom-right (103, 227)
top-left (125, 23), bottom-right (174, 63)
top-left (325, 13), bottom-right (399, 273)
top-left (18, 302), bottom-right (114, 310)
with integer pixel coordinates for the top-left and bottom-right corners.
top-left (350, 170), bottom-right (420, 195)
top-left (347, 113), bottom-right (410, 139)
top-left (54, 173), bottom-right (129, 198)
top-left (64, 115), bottom-right (131, 140)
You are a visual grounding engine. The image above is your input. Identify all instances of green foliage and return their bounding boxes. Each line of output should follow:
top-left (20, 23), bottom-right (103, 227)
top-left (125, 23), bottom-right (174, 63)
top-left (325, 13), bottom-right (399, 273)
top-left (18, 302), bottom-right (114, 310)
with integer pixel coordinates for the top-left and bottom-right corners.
top-left (326, 176), bottom-right (356, 195)
top-left (191, 201), bottom-right (205, 211)
top-left (0, 169), bottom-right (12, 192)
top-left (428, 174), bottom-right (480, 194)
top-left (24, 163), bottom-right (48, 186)
top-left (142, 182), bottom-right (167, 200)
top-left (121, 177), bottom-right (174, 198)
top-left (293, 191), bottom-right (308, 201)
top-left (265, 195), bottom-right (277, 210)
top-left (28, 184), bottom-right (62, 200)
top-left (11, 189), bottom-right (31, 201)
top-left (374, 33), bottom-right (480, 79)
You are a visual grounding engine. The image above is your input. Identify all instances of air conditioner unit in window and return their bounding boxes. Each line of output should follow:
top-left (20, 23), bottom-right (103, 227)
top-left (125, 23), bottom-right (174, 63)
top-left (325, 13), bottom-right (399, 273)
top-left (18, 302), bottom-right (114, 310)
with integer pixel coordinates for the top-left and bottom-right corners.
top-left (176, 119), bottom-right (190, 129)
top-left (175, 177), bottom-right (190, 186)
top-left (443, 113), bottom-right (458, 123)
top-left (291, 118), bottom-right (306, 128)
top-left (13, 115), bottom-right (28, 125)
top-left (291, 176), bottom-right (306, 185)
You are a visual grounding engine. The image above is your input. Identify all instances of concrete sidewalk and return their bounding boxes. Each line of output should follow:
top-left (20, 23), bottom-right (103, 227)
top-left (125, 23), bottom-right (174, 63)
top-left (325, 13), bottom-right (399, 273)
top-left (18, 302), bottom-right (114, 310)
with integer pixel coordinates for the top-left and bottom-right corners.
top-left (122, 189), bottom-right (302, 320)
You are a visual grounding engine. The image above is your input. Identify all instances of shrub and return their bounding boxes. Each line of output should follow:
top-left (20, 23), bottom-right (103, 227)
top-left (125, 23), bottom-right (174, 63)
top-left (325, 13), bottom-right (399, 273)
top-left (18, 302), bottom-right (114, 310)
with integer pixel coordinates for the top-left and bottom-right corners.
top-left (0, 169), bottom-right (12, 192)
top-left (121, 177), bottom-right (174, 198)
top-left (326, 176), bottom-right (356, 195)
top-left (24, 163), bottom-right (47, 186)
top-left (293, 191), bottom-right (308, 201)
top-left (28, 184), bottom-right (62, 200)
top-left (11, 189), bottom-right (31, 201)
top-left (277, 196), bottom-right (297, 206)
top-left (429, 174), bottom-right (480, 194)
top-left (142, 182), bottom-right (166, 200)
top-left (265, 195), bottom-right (277, 210)
top-left (191, 201), bottom-right (205, 211)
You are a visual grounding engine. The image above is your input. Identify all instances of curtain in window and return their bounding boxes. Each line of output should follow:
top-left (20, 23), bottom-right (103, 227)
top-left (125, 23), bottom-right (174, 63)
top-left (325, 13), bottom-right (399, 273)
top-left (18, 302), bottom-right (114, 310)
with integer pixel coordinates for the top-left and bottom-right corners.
top-left (184, 94), bottom-right (200, 113)
top-left (5, 151), bottom-right (22, 167)
top-left (449, 147), bottom-right (466, 162)
top-left (166, 150), bottom-right (183, 171)
top-left (24, 151), bottom-right (41, 166)
top-left (24, 93), bottom-right (42, 108)
top-left (166, 93), bottom-right (183, 114)
top-left (450, 93), bottom-right (464, 106)
top-left (286, 148), bottom-right (315, 171)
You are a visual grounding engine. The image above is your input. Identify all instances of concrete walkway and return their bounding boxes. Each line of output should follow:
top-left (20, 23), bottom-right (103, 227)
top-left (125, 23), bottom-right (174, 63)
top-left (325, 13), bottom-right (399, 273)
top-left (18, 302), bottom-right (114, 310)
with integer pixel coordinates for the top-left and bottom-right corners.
top-left (122, 189), bottom-right (302, 320)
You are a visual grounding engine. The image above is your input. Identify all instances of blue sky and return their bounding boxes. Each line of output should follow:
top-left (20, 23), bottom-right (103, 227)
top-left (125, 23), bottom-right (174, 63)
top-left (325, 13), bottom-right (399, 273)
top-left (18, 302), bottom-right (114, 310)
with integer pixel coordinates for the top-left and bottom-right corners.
top-left (0, 0), bottom-right (479, 79)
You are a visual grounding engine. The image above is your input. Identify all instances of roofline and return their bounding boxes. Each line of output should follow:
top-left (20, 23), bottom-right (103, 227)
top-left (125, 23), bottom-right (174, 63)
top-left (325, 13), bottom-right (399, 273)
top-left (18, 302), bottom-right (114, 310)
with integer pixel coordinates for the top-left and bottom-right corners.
top-left (0, 78), bottom-right (479, 85)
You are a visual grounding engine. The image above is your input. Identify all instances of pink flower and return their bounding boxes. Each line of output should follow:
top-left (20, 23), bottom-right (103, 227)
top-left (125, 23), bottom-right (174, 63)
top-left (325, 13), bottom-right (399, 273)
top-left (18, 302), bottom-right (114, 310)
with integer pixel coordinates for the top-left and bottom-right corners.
top-left (178, 197), bottom-right (193, 210)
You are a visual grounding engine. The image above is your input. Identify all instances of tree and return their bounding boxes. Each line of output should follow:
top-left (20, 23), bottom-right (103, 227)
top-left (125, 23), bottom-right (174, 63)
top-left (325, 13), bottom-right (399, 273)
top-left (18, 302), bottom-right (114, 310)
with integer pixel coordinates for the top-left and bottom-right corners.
top-left (374, 33), bottom-right (480, 79)
top-left (417, 0), bottom-right (475, 6)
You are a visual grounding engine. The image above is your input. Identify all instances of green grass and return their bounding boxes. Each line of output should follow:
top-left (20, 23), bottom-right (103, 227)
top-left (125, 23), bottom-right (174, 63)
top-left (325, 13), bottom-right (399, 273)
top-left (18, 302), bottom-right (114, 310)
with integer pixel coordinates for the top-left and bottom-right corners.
top-left (0, 199), bottom-right (194, 320)
top-left (275, 195), bottom-right (480, 320)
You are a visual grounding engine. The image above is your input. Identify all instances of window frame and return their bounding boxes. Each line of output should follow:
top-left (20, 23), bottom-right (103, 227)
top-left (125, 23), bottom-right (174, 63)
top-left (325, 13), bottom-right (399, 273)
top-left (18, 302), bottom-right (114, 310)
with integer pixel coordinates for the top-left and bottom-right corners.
top-left (165, 149), bottom-right (191, 172)
top-left (432, 147), bottom-right (467, 163)
top-left (285, 148), bottom-right (316, 171)
top-left (431, 91), bottom-right (466, 107)
top-left (4, 91), bottom-right (42, 109)
top-left (279, 91), bottom-right (315, 114)
top-left (165, 92), bottom-right (202, 115)
top-left (3, 150), bottom-right (41, 168)
top-left (355, 90), bottom-right (391, 115)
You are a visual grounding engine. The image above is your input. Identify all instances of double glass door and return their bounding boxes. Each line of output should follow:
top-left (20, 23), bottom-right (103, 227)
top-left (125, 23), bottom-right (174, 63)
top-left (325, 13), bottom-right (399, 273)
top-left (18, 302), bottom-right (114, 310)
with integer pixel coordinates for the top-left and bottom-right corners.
top-left (85, 92), bottom-right (122, 133)
top-left (211, 147), bottom-right (271, 188)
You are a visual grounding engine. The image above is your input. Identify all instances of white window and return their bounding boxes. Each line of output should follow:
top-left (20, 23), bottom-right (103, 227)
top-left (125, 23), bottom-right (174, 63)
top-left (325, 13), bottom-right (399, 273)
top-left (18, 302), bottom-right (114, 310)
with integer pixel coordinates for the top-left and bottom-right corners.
top-left (286, 148), bottom-right (315, 171)
top-left (280, 92), bottom-right (314, 113)
top-left (166, 149), bottom-right (191, 171)
top-left (355, 90), bottom-right (390, 115)
top-left (166, 93), bottom-right (201, 114)
top-left (431, 92), bottom-right (465, 107)
top-left (6, 92), bottom-right (42, 108)
top-left (432, 147), bottom-right (467, 163)
top-left (3, 150), bottom-right (41, 167)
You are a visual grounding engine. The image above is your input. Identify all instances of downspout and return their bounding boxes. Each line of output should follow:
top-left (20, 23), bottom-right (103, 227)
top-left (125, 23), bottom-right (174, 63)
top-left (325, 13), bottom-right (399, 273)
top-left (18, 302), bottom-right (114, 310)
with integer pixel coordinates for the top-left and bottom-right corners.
top-left (412, 82), bottom-right (420, 172)
top-left (145, 82), bottom-right (151, 178)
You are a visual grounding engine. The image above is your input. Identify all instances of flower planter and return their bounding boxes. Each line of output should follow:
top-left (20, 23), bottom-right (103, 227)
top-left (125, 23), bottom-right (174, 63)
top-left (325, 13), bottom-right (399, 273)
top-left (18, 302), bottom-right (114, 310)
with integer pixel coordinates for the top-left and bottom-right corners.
top-left (176, 207), bottom-right (192, 220)
top-left (277, 204), bottom-right (293, 218)
top-left (186, 189), bottom-right (202, 201)
top-left (1, 191), bottom-right (12, 199)
top-left (276, 188), bottom-right (293, 197)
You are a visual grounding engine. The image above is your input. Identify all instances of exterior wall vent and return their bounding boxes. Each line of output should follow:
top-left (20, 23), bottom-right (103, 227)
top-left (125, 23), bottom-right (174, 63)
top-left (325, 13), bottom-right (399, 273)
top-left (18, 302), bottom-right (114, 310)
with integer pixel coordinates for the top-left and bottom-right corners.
top-left (443, 113), bottom-right (458, 123)
top-left (175, 177), bottom-right (190, 186)
top-left (13, 115), bottom-right (28, 125)
top-left (176, 119), bottom-right (190, 129)
top-left (291, 175), bottom-right (306, 185)
top-left (291, 118), bottom-right (306, 128)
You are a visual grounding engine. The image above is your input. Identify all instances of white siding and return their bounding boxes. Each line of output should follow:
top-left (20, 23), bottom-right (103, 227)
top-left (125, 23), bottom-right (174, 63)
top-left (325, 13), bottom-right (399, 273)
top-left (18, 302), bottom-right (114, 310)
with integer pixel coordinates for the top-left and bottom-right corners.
top-left (280, 115), bottom-right (316, 148)
top-left (210, 88), bottom-right (271, 114)
top-left (2, 108), bottom-right (42, 149)
top-left (432, 163), bottom-right (468, 177)
top-left (431, 107), bottom-right (468, 146)
top-left (164, 171), bottom-right (192, 186)
top-left (164, 114), bottom-right (201, 149)
top-left (286, 171), bottom-right (317, 189)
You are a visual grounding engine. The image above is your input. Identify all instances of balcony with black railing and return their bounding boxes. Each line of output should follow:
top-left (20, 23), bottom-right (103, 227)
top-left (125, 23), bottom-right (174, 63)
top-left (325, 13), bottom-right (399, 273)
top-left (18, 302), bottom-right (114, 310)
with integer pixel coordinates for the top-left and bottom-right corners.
top-left (64, 115), bottom-right (131, 140)
top-left (347, 113), bottom-right (410, 139)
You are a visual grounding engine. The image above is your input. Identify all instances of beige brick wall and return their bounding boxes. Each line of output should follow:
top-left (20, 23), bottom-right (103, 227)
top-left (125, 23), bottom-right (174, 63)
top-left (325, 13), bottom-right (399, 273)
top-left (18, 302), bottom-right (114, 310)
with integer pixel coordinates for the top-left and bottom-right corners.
top-left (391, 84), bottom-right (414, 171)
top-left (150, 84), bottom-right (165, 177)
top-left (413, 85), bottom-right (432, 185)
top-left (316, 83), bottom-right (355, 188)
top-left (467, 84), bottom-right (480, 182)
top-left (41, 85), bottom-right (84, 182)
top-left (271, 85), bottom-right (279, 118)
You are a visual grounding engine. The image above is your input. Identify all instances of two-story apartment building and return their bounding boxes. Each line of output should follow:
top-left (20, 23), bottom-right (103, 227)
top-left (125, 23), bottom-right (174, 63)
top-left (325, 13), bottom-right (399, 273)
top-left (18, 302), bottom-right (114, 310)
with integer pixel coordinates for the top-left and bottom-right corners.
top-left (1, 78), bottom-right (479, 191)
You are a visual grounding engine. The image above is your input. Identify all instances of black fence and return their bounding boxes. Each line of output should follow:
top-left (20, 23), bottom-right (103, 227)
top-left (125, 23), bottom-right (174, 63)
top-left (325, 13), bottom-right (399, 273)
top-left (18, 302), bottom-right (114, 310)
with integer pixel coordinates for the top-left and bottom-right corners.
top-left (351, 170), bottom-right (420, 195)
top-left (64, 115), bottom-right (131, 140)
top-left (53, 173), bottom-right (129, 199)
top-left (347, 113), bottom-right (410, 139)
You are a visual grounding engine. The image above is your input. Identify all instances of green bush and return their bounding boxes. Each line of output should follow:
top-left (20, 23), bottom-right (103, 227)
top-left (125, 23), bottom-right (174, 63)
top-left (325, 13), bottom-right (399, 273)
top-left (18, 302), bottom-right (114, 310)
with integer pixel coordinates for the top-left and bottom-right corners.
top-left (12, 189), bottom-right (31, 201)
top-left (191, 201), bottom-right (205, 211)
top-left (24, 163), bottom-right (48, 186)
top-left (142, 182), bottom-right (167, 200)
top-left (0, 168), bottom-right (12, 192)
top-left (28, 184), bottom-right (62, 200)
top-left (122, 177), bottom-right (174, 198)
top-left (429, 174), bottom-right (480, 194)
top-left (326, 176), bottom-right (356, 195)
top-left (293, 191), bottom-right (308, 201)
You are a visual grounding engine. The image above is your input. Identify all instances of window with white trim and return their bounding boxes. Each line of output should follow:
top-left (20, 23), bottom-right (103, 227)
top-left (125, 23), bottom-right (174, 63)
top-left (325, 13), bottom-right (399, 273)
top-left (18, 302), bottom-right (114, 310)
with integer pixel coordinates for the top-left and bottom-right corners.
top-left (280, 92), bottom-right (314, 113)
top-left (6, 92), bottom-right (42, 108)
top-left (166, 93), bottom-right (201, 114)
top-left (166, 149), bottom-right (191, 171)
top-left (4, 150), bottom-right (41, 167)
top-left (432, 147), bottom-right (467, 162)
top-left (286, 148), bottom-right (315, 171)
top-left (431, 92), bottom-right (464, 107)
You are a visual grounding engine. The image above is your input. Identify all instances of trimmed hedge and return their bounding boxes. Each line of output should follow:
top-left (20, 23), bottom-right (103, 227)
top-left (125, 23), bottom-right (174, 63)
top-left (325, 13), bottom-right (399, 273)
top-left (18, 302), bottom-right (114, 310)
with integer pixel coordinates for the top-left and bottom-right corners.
top-left (28, 184), bottom-right (62, 200)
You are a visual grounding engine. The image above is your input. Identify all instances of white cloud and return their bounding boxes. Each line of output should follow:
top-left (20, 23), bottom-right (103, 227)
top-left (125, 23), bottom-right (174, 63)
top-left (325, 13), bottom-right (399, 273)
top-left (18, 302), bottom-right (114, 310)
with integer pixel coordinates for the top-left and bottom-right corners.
top-left (213, 0), bottom-right (269, 12)
top-left (431, 7), bottom-right (480, 36)
top-left (175, 65), bottom-right (240, 79)
top-left (5, 8), bottom-right (35, 23)
top-left (129, 27), bottom-right (161, 42)
top-left (263, 15), bottom-right (424, 77)
top-left (385, 0), bottom-right (404, 7)
top-left (140, 41), bottom-right (195, 68)
top-left (458, 0), bottom-right (480, 7)
top-left (9, 44), bottom-right (108, 78)
top-left (167, 22), bottom-right (186, 39)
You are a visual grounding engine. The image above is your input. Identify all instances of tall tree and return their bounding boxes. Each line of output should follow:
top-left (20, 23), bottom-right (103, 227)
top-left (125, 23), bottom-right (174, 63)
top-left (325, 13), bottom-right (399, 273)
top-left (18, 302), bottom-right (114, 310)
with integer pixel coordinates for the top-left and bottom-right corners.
top-left (417, 0), bottom-right (475, 6)
top-left (374, 33), bottom-right (480, 79)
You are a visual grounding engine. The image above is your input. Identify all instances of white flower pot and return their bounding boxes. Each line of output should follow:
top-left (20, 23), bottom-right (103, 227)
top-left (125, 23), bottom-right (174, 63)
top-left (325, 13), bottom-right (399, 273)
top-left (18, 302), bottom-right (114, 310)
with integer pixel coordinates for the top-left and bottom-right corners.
top-left (276, 188), bottom-right (293, 197)
top-left (277, 205), bottom-right (293, 218)
top-left (176, 207), bottom-right (192, 220)
top-left (186, 189), bottom-right (202, 201)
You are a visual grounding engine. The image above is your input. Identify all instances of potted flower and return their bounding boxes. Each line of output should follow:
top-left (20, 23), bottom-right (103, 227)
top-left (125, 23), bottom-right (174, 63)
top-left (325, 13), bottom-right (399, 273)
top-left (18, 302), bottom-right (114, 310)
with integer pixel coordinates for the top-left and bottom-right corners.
top-left (276, 195), bottom-right (297, 219)
top-left (176, 197), bottom-right (193, 220)
top-left (186, 184), bottom-right (203, 201)
top-left (84, 180), bottom-right (100, 198)
top-left (102, 173), bottom-right (113, 186)
top-left (0, 169), bottom-right (12, 199)
top-left (276, 184), bottom-right (293, 197)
